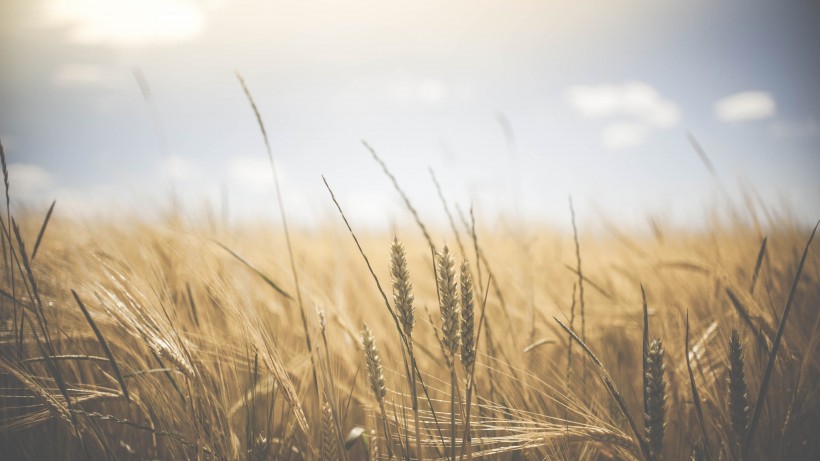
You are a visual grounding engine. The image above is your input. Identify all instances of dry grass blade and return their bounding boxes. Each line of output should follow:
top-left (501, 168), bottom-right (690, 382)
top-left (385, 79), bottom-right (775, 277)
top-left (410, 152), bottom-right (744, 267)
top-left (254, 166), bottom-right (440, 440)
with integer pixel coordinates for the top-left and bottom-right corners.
top-left (0, 138), bottom-right (8, 200)
top-left (563, 264), bottom-right (613, 300)
top-left (569, 197), bottom-right (587, 388)
top-left (743, 220), bottom-right (819, 457)
top-left (749, 236), bottom-right (767, 294)
top-left (523, 338), bottom-right (555, 353)
top-left (725, 287), bottom-right (771, 349)
top-left (429, 167), bottom-right (466, 257)
top-left (322, 176), bottom-right (405, 345)
top-left (363, 140), bottom-right (434, 250)
top-left (554, 317), bottom-right (650, 461)
top-left (325, 175), bottom-right (446, 449)
top-left (641, 285), bottom-right (649, 422)
top-left (778, 307), bottom-right (820, 458)
top-left (71, 290), bottom-right (130, 402)
top-left (30, 200), bottom-right (56, 261)
top-left (684, 312), bottom-right (712, 461)
top-left (213, 240), bottom-right (293, 300)
top-left (553, 317), bottom-right (651, 459)
top-left (0, 355), bottom-right (73, 427)
top-left (236, 71), bottom-right (319, 404)
top-left (686, 132), bottom-right (718, 182)
top-left (728, 329), bottom-right (749, 446)
top-left (569, 197), bottom-right (585, 344)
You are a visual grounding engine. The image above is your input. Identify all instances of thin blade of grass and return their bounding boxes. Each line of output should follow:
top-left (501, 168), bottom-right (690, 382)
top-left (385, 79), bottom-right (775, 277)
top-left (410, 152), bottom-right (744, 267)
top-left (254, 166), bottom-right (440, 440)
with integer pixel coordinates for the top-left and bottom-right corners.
top-left (554, 317), bottom-right (650, 461)
top-left (749, 236), bottom-right (767, 294)
top-left (641, 285), bottom-right (649, 423)
top-left (72, 290), bottom-right (130, 403)
top-left (429, 167), bottom-right (466, 257)
top-left (324, 175), bottom-right (448, 449)
top-left (564, 265), bottom-right (614, 300)
top-left (743, 220), bottom-right (819, 457)
top-left (726, 287), bottom-right (772, 350)
top-left (236, 71), bottom-right (319, 411)
top-left (569, 197), bottom-right (587, 386)
top-left (30, 200), bottom-right (56, 261)
top-left (363, 140), bottom-right (434, 250)
top-left (213, 240), bottom-right (293, 300)
top-left (685, 311), bottom-right (713, 461)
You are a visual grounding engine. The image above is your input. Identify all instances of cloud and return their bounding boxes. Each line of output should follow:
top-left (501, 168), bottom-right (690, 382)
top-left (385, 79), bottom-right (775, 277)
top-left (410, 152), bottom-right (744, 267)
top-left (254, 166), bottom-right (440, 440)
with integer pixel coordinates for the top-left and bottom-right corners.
top-left (43, 0), bottom-right (205, 46)
top-left (7, 164), bottom-right (53, 198)
top-left (565, 81), bottom-right (680, 128)
top-left (565, 81), bottom-right (679, 150)
top-left (602, 122), bottom-right (649, 150)
top-left (714, 91), bottom-right (776, 122)
top-left (53, 64), bottom-right (114, 86)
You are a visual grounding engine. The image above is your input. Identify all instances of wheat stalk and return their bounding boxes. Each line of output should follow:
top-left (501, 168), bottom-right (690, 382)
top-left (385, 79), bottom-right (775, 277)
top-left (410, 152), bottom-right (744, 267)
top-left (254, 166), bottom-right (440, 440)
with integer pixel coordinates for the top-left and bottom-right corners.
top-left (362, 323), bottom-right (393, 459)
top-left (460, 259), bottom-right (477, 461)
top-left (728, 329), bottom-right (749, 445)
top-left (436, 244), bottom-right (461, 461)
top-left (390, 237), bottom-right (423, 460)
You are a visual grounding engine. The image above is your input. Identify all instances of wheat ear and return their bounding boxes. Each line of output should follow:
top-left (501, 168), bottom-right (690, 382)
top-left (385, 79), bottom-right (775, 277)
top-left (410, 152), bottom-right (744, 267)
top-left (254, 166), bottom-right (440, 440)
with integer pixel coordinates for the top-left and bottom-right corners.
top-left (644, 339), bottom-right (666, 461)
top-left (391, 237), bottom-right (415, 339)
top-left (437, 245), bottom-right (460, 365)
top-left (321, 399), bottom-right (341, 461)
top-left (460, 260), bottom-right (476, 372)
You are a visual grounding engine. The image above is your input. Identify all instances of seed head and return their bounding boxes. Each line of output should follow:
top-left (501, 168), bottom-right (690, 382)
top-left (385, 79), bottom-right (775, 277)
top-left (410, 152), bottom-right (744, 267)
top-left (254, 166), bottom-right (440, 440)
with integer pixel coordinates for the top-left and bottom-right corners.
top-left (436, 245), bottom-right (460, 365)
top-left (361, 323), bottom-right (386, 401)
top-left (390, 237), bottom-right (415, 338)
top-left (460, 259), bottom-right (475, 371)
top-left (644, 338), bottom-right (666, 460)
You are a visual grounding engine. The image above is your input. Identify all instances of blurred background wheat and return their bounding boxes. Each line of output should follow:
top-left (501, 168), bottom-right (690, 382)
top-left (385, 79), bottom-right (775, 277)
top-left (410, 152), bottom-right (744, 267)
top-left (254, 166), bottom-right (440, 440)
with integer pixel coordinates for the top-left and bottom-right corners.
top-left (1, 136), bottom-right (818, 458)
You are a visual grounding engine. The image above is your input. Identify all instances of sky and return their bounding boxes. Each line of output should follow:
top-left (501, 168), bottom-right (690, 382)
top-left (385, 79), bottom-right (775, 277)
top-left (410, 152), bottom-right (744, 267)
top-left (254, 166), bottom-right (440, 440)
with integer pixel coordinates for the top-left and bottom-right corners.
top-left (1, 0), bottom-right (819, 231)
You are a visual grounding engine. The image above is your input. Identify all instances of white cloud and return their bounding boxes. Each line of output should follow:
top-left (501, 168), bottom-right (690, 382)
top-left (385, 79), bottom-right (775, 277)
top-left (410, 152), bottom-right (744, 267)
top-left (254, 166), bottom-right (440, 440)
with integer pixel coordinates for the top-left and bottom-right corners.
top-left (161, 155), bottom-right (197, 181)
top-left (53, 64), bottom-right (113, 86)
top-left (602, 122), bottom-right (649, 150)
top-left (7, 164), bottom-right (54, 198)
top-left (229, 156), bottom-right (273, 190)
top-left (565, 81), bottom-right (680, 128)
top-left (565, 81), bottom-right (679, 150)
top-left (714, 91), bottom-right (776, 122)
top-left (43, 0), bottom-right (205, 46)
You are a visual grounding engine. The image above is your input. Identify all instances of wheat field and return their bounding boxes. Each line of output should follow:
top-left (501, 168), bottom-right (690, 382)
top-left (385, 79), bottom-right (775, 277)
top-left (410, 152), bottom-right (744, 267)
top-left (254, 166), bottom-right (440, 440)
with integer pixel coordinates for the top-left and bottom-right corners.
top-left (1, 139), bottom-right (819, 461)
